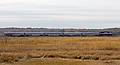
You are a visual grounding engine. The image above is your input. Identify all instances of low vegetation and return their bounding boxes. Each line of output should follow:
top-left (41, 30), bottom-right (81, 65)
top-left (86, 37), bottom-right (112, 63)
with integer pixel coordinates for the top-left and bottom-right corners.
top-left (0, 37), bottom-right (120, 65)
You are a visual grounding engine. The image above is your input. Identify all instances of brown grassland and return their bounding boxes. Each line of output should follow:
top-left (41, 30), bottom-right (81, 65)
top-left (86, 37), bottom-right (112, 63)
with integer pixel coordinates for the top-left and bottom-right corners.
top-left (0, 37), bottom-right (120, 65)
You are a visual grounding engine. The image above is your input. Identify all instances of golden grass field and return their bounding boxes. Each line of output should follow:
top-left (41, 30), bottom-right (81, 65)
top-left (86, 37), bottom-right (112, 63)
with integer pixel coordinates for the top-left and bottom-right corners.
top-left (0, 37), bottom-right (120, 65)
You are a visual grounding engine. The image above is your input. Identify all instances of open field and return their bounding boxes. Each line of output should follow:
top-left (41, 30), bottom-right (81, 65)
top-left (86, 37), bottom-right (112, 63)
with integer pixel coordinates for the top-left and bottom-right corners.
top-left (0, 37), bottom-right (120, 65)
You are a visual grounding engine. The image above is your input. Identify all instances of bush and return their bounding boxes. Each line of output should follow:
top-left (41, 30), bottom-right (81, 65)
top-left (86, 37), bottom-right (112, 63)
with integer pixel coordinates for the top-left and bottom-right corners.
top-left (0, 54), bottom-right (18, 63)
top-left (0, 53), bottom-right (28, 63)
top-left (81, 55), bottom-right (99, 60)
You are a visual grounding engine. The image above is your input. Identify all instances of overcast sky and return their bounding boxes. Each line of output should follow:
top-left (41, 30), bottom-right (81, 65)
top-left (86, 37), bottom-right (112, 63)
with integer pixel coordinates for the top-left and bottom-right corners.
top-left (0, 0), bottom-right (120, 29)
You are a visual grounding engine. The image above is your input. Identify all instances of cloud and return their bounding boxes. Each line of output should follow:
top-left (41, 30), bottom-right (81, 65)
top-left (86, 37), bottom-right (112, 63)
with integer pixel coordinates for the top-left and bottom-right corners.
top-left (0, 0), bottom-right (120, 28)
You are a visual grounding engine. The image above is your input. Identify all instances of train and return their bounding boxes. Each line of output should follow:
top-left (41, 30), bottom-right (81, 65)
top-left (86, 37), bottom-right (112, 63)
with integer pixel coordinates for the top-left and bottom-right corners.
top-left (4, 31), bottom-right (113, 37)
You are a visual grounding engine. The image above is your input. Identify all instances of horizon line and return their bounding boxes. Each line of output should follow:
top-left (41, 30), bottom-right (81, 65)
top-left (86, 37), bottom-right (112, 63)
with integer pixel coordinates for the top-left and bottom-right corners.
top-left (0, 27), bottom-right (119, 29)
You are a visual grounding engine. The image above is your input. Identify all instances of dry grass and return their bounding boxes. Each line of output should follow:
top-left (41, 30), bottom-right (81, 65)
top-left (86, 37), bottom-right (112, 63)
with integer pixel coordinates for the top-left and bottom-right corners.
top-left (0, 37), bottom-right (120, 65)
top-left (0, 37), bottom-right (120, 50)
top-left (3, 58), bottom-right (120, 65)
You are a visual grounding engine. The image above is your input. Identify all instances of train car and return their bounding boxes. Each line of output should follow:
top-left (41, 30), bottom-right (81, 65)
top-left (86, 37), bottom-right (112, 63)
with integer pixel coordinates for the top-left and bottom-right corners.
top-left (24, 32), bottom-right (45, 36)
top-left (4, 32), bottom-right (25, 37)
top-left (63, 32), bottom-right (99, 36)
top-left (63, 32), bottom-right (80, 36)
top-left (79, 32), bottom-right (99, 36)
top-left (44, 32), bottom-right (63, 36)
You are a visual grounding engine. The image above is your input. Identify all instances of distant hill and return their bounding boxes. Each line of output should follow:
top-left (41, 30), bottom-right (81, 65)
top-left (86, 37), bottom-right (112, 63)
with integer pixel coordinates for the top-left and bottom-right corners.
top-left (0, 27), bottom-right (120, 32)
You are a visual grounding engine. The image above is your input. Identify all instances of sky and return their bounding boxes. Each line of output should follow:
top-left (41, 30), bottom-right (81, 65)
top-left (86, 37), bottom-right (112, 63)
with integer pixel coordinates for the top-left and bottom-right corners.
top-left (0, 0), bottom-right (120, 29)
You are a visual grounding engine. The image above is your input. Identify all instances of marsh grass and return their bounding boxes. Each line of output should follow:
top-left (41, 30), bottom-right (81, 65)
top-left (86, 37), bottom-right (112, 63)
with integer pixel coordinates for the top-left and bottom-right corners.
top-left (0, 37), bottom-right (120, 63)
top-left (0, 37), bottom-right (120, 50)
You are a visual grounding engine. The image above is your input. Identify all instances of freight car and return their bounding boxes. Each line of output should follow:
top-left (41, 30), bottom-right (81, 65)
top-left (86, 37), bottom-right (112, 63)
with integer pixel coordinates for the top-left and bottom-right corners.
top-left (4, 31), bottom-right (112, 37)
